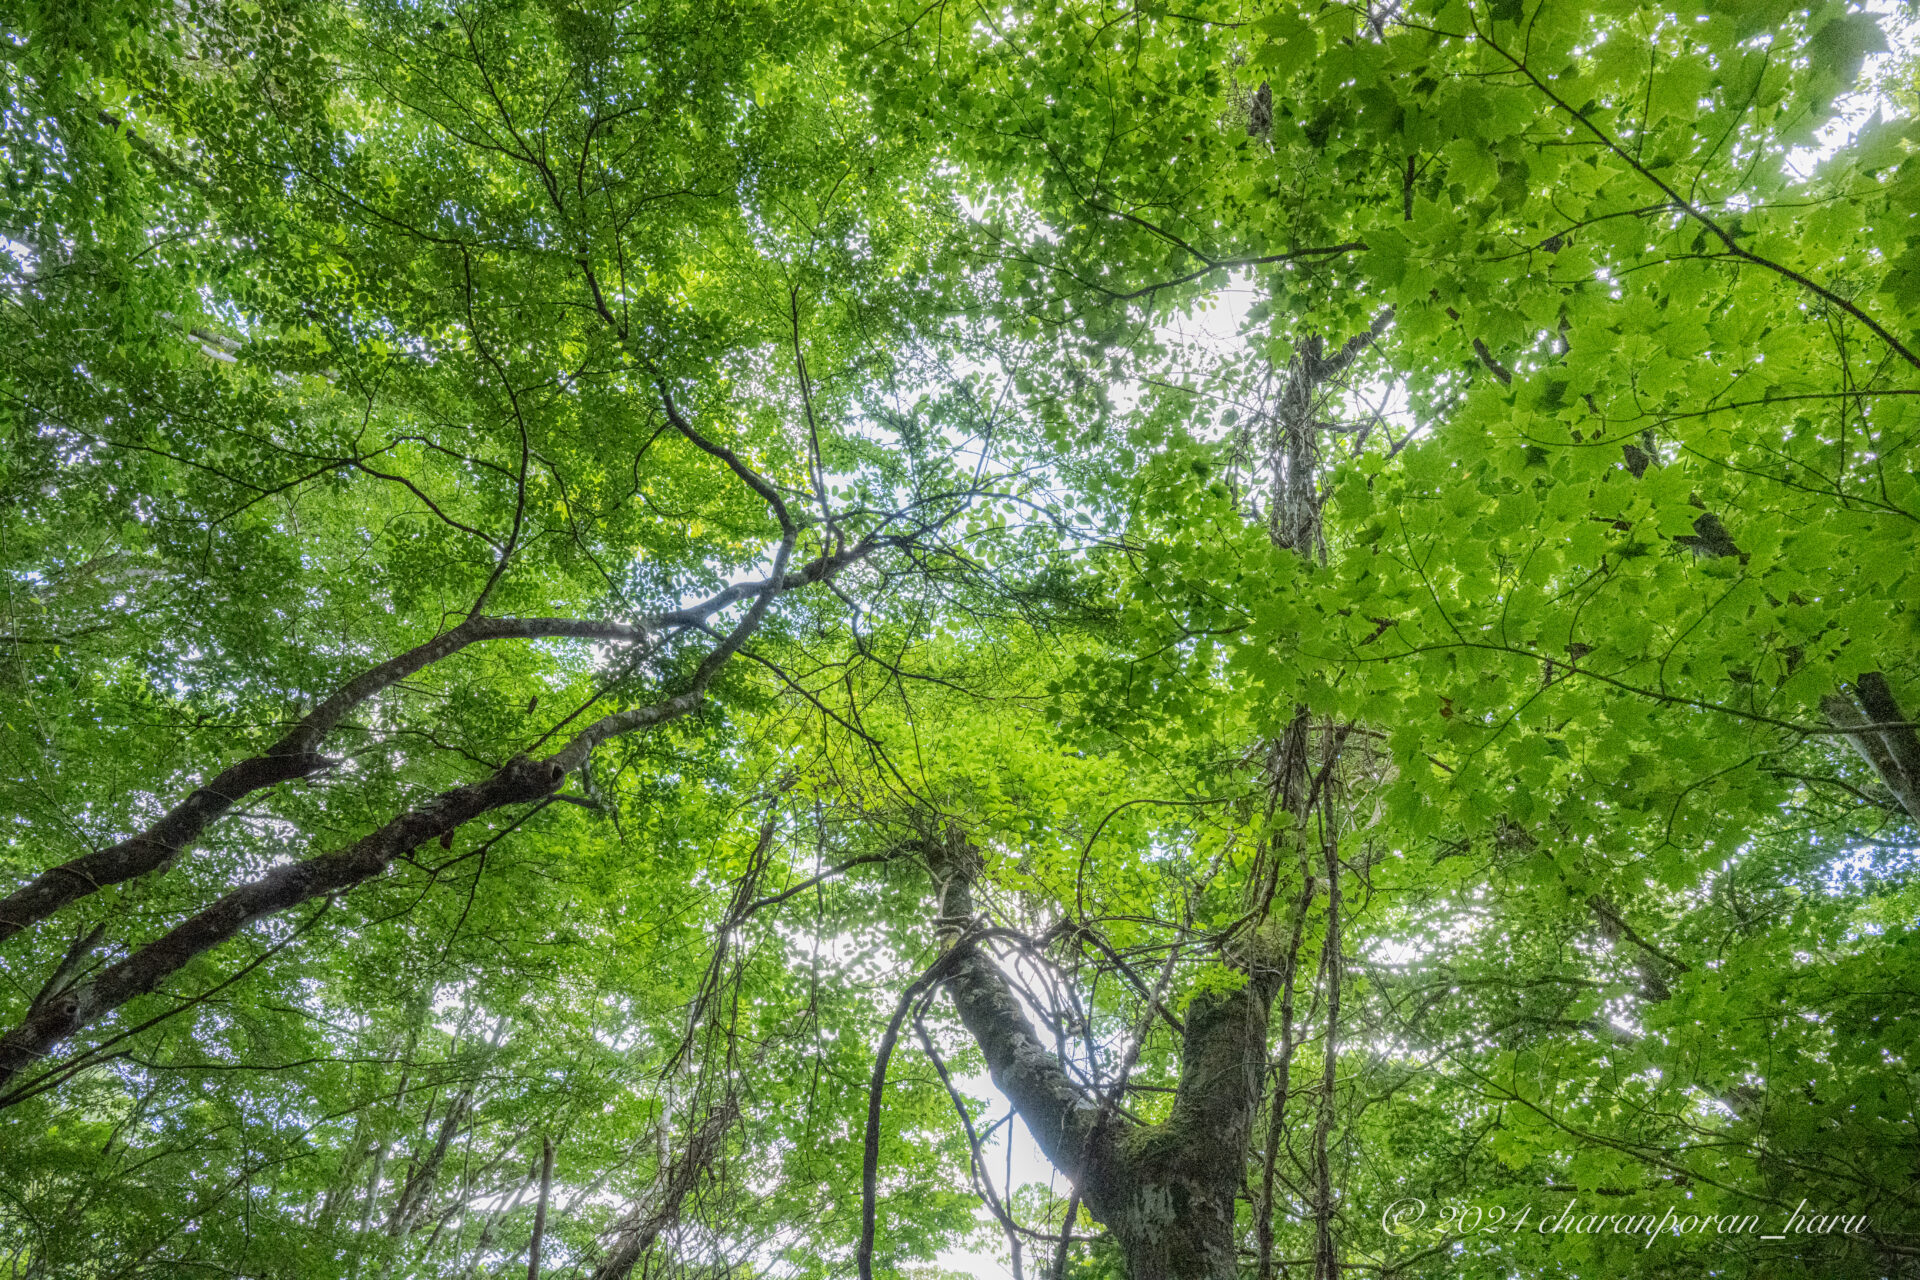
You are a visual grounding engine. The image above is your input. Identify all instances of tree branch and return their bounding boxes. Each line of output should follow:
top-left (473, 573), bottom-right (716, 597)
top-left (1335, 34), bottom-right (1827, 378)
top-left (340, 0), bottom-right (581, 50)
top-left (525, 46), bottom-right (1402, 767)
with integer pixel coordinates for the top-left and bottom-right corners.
top-left (925, 834), bottom-right (1114, 1187)
top-left (1823, 676), bottom-right (1920, 822)
top-left (0, 755), bottom-right (566, 1091)
top-left (0, 615), bottom-right (653, 944)
top-left (587, 1098), bottom-right (737, 1280)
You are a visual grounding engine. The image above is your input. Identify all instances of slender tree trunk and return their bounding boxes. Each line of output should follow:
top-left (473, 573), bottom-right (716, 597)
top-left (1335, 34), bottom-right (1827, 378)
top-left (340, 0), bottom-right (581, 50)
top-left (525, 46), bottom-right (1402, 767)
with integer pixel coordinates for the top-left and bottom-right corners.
top-left (388, 1086), bottom-right (475, 1238)
top-left (1256, 867), bottom-right (1315, 1280)
top-left (527, 1137), bottom-right (554, 1280)
top-left (1824, 672), bottom-right (1920, 821)
top-left (348, 1142), bottom-right (390, 1280)
top-left (1311, 820), bottom-right (1342, 1280)
top-left (587, 1098), bottom-right (735, 1280)
top-left (459, 1167), bottom-right (536, 1280)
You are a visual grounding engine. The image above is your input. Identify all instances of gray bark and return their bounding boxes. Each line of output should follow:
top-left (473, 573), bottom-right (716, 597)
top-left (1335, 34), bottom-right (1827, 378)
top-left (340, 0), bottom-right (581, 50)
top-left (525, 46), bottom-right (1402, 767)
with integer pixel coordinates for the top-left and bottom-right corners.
top-left (0, 754), bottom-right (566, 1090)
top-left (928, 832), bottom-right (1278, 1280)
top-left (0, 527), bottom-right (928, 1100)
top-left (387, 1087), bottom-right (475, 1238)
top-left (921, 322), bottom-right (1382, 1278)
top-left (0, 617), bottom-right (635, 945)
top-left (1823, 672), bottom-right (1920, 822)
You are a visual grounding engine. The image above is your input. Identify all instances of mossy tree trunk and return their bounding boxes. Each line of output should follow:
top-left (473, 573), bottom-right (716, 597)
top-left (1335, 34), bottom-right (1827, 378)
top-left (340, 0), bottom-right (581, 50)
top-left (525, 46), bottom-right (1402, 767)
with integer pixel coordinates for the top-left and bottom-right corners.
top-left (929, 833), bottom-right (1282, 1280)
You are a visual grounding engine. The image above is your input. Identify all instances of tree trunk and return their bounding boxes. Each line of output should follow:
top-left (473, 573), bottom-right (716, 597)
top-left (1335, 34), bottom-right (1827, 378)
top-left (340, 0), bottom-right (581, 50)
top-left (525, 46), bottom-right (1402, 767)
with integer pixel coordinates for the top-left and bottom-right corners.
top-left (526, 1137), bottom-right (554, 1280)
top-left (927, 831), bottom-right (1278, 1280)
top-left (1824, 671), bottom-right (1920, 822)
top-left (1103, 981), bottom-right (1273, 1280)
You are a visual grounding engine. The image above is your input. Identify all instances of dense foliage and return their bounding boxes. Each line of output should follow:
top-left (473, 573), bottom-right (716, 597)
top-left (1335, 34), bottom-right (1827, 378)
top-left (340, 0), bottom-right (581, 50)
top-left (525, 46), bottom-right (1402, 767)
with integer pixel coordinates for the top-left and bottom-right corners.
top-left (1, 0), bottom-right (1917, 1276)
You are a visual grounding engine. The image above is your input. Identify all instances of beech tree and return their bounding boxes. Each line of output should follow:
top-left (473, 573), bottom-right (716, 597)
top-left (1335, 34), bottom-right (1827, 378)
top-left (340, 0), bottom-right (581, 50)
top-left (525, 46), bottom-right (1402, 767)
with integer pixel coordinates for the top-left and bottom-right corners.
top-left (3, 0), bottom-right (1919, 1277)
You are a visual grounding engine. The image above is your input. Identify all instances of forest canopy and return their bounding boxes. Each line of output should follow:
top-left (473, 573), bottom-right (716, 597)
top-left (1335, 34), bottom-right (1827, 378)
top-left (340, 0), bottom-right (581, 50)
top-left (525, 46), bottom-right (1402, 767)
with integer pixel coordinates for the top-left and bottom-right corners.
top-left (2, 0), bottom-right (1918, 1277)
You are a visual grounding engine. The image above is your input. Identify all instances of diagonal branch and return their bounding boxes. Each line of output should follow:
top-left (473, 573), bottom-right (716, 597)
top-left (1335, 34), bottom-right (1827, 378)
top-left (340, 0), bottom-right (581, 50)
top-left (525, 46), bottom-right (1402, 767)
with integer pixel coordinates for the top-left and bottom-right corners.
top-left (587, 1097), bottom-right (738, 1280)
top-left (0, 527), bottom-right (877, 1094)
top-left (657, 389), bottom-right (796, 536)
top-left (545, 534), bottom-right (795, 774)
top-left (860, 942), bottom-right (979, 1280)
top-left (0, 519), bottom-right (889, 950)
top-left (925, 834), bottom-right (1115, 1186)
top-left (0, 615), bottom-right (654, 945)
top-left (914, 1010), bottom-right (1030, 1275)
top-left (1104, 244), bottom-right (1369, 304)
top-left (0, 755), bottom-right (567, 1091)
top-left (1823, 672), bottom-right (1920, 822)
